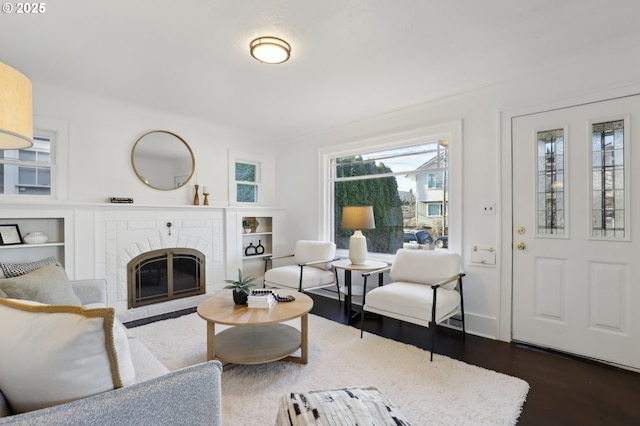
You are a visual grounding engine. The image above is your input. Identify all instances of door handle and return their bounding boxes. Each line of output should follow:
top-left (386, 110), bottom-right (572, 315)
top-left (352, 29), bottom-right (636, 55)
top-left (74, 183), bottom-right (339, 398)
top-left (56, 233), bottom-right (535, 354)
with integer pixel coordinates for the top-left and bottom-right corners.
top-left (516, 242), bottom-right (526, 250)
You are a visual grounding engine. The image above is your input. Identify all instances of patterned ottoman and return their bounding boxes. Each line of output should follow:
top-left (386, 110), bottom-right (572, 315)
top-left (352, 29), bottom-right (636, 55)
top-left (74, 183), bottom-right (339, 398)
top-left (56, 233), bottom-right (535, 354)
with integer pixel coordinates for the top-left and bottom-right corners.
top-left (275, 386), bottom-right (411, 426)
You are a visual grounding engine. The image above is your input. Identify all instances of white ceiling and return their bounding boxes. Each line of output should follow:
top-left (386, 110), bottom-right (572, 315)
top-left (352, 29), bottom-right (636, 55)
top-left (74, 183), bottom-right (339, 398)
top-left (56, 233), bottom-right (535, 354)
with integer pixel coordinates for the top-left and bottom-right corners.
top-left (1, 0), bottom-right (639, 139)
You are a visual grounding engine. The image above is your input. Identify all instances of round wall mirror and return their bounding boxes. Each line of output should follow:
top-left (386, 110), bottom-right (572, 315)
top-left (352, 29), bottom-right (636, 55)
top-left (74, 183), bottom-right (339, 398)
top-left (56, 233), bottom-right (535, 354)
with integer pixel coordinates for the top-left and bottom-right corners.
top-left (131, 130), bottom-right (195, 190)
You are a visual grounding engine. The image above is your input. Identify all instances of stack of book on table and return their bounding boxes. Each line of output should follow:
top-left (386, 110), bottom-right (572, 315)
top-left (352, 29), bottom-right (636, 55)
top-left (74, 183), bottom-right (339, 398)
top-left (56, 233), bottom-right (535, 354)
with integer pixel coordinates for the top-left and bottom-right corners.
top-left (248, 289), bottom-right (277, 308)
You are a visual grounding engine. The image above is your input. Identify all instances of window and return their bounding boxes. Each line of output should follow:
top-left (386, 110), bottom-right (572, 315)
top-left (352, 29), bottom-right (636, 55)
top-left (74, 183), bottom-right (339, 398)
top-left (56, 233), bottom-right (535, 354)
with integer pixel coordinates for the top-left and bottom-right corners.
top-left (427, 203), bottom-right (443, 216)
top-left (235, 161), bottom-right (259, 203)
top-left (536, 128), bottom-right (565, 236)
top-left (0, 132), bottom-right (53, 196)
top-left (328, 140), bottom-right (449, 255)
top-left (427, 173), bottom-right (443, 189)
top-left (591, 119), bottom-right (625, 238)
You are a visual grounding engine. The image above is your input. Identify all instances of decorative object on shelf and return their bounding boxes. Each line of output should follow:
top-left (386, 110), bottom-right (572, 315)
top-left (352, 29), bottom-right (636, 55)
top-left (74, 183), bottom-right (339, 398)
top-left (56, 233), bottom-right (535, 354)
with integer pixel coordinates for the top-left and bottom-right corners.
top-left (342, 206), bottom-right (376, 265)
top-left (109, 197), bottom-right (134, 203)
top-left (223, 268), bottom-right (256, 305)
top-left (0, 224), bottom-right (22, 245)
top-left (242, 217), bottom-right (259, 233)
top-left (244, 242), bottom-right (257, 257)
top-left (193, 184), bottom-right (200, 205)
top-left (23, 232), bottom-right (49, 244)
top-left (255, 240), bottom-right (265, 255)
top-left (202, 186), bottom-right (210, 206)
top-left (0, 62), bottom-right (33, 150)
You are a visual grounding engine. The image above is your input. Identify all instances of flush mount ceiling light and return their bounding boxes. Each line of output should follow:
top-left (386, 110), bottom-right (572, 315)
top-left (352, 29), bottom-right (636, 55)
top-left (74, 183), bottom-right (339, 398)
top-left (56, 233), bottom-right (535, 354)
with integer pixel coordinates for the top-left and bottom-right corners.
top-left (250, 37), bottom-right (291, 64)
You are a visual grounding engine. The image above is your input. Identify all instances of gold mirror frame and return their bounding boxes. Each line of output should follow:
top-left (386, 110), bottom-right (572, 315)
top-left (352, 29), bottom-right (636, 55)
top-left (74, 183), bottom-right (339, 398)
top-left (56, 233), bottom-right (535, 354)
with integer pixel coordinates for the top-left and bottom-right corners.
top-left (131, 130), bottom-right (195, 191)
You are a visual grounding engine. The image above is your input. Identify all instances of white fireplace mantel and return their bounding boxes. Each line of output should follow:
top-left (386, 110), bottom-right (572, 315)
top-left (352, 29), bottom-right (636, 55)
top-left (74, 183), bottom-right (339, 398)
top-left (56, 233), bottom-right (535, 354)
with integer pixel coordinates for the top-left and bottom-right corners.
top-left (0, 201), bottom-right (284, 322)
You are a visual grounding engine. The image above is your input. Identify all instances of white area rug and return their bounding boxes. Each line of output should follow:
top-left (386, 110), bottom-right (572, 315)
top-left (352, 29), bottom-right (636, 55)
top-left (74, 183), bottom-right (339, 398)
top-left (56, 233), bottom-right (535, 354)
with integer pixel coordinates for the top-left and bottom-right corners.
top-left (128, 313), bottom-right (529, 425)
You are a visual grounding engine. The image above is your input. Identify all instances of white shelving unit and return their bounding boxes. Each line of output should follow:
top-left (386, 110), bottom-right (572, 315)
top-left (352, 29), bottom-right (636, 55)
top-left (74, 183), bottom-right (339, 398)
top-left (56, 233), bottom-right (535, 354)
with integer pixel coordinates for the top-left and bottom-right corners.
top-left (0, 217), bottom-right (66, 264)
top-left (241, 216), bottom-right (273, 279)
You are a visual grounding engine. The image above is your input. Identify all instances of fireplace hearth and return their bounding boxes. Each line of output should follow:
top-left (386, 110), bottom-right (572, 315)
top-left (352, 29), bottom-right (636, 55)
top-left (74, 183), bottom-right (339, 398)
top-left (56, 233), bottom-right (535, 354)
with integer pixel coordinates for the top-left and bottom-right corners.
top-left (128, 248), bottom-right (205, 309)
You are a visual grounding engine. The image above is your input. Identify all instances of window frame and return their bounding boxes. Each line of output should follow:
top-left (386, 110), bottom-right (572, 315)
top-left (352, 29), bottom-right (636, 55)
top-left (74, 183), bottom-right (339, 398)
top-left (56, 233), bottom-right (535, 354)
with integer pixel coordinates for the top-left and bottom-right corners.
top-left (228, 150), bottom-right (265, 206)
top-left (426, 202), bottom-right (444, 217)
top-left (0, 116), bottom-right (68, 200)
top-left (319, 120), bottom-right (463, 260)
top-left (427, 172), bottom-right (444, 189)
top-left (588, 115), bottom-right (630, 241)
top-left (234, 161), bottom-right (260, 204)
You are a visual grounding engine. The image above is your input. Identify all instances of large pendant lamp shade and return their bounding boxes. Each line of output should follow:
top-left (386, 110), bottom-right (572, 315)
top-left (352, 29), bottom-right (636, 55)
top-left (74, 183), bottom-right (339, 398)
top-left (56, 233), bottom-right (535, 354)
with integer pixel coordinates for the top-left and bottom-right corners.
top-left (0, 62), bottom-right (33, 150)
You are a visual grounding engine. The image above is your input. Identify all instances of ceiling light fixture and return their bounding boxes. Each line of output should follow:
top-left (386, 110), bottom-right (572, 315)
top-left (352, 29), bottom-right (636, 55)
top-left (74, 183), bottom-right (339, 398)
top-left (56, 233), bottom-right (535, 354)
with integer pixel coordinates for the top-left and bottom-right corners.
top-left (250, 37), bottom-right (291, 64)
top-left (0, 62), bottom-right (33, 150)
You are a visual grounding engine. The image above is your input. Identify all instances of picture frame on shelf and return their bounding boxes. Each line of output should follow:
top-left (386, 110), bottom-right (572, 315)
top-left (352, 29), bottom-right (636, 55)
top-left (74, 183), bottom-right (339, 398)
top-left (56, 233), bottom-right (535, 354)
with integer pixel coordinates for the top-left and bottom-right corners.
top-left (0, 224), bottom-right (23, 245)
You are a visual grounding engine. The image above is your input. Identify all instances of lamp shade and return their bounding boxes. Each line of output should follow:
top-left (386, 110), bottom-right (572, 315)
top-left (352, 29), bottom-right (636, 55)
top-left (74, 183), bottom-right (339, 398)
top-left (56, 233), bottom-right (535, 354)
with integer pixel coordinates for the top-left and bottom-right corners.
top-left (342, 206), bottom-right (375, 230)
top-left (0, 62), bottom-right (33, 150)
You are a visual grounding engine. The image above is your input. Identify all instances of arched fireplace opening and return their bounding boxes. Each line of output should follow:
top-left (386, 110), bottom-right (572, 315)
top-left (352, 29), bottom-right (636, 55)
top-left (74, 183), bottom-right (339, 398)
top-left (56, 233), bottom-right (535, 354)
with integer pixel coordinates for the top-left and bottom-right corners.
top-left (128, 248), bottom-right (205, 309)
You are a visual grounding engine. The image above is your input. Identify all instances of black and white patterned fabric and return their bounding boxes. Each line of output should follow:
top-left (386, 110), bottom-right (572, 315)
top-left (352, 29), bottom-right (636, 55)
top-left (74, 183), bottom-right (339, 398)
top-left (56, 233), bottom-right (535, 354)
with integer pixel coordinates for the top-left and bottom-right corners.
top-left (0, 257), bottom-right (60, 279)
top-left (276, 386), bottom-right (412, 426)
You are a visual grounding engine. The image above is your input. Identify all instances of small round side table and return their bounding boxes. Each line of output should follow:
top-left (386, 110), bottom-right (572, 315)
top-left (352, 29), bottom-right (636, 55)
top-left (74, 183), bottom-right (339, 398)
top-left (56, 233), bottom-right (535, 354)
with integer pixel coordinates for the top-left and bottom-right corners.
top-left (331, 259), bottom-right (388, 324)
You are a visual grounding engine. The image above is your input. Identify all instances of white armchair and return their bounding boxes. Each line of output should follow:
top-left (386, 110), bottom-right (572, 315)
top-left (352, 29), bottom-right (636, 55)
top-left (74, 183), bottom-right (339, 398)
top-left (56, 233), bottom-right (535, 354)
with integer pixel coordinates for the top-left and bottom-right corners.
top-left (263, 240), bottom-right (340, 297)
top-left (360, 249), bottom-right (465, 361)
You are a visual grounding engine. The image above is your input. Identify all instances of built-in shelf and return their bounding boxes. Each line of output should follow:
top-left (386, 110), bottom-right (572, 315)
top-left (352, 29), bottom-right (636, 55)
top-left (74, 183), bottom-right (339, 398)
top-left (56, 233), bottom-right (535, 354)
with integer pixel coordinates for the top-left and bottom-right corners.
top-left (0, 242), bottom-right (64, 250)
top-left (0, 217), bottom-right (66, 264)
top-left (241, 216), bottom-right (273, 279)
top-left (242, 253), bottom-right (273, 260)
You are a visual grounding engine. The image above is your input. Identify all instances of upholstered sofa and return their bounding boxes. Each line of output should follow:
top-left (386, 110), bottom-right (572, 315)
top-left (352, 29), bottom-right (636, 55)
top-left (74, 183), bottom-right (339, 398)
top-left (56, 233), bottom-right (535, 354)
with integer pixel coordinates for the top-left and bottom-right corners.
top-left (0, 277), bottom-right (223, 425)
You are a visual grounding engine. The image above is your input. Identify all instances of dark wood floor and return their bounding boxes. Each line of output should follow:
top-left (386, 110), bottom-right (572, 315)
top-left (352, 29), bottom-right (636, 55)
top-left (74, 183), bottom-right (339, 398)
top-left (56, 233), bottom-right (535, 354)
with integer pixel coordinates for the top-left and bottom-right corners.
top-left (308, 294), bottom-right (640, 425)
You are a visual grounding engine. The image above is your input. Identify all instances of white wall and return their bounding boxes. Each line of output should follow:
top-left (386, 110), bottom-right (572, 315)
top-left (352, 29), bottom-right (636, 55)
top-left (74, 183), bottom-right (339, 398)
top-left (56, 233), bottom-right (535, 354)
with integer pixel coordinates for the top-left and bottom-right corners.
top-left (274, 43), bottom-right (640, 340)
top-left (6, 37), bottom-right (640, 337)
top-left (2, 83), bottom-right (278, 313)
top-left (32, 83), bottom-right (276, 206)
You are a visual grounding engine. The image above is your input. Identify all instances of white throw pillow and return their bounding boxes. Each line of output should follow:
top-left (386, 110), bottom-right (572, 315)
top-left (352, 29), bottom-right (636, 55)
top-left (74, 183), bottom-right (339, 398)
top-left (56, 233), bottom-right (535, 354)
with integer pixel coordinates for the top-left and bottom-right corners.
top-left (0, 298), bottom-right (135, 413)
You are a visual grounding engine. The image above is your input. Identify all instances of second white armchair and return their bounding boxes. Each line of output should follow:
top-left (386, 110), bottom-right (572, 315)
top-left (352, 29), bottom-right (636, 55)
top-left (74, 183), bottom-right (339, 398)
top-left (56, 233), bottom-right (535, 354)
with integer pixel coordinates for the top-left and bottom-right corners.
top-left (263, 240), bottom-right (339, 296)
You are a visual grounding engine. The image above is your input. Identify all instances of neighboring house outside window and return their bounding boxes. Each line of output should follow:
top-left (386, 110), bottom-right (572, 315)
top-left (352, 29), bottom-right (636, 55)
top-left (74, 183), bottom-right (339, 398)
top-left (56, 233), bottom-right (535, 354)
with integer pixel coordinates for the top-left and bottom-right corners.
top-left (409, 151), bottom-right (448, 234)
top-left (0, 132), bottom-right (53, 196)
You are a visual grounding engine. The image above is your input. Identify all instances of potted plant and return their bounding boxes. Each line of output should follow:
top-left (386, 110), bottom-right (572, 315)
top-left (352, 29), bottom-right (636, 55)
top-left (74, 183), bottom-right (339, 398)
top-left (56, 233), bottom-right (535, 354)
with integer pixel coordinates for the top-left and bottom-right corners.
top-left (223, 268), bottom-right (256, 305)
top-left (242, 217), bottom-right (257, 233)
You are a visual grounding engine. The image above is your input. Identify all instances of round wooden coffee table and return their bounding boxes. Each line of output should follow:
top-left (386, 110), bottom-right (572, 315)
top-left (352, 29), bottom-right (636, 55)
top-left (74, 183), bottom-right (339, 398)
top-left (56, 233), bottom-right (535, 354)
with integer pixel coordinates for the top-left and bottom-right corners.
top-left (197, 292), bottom-right (313, 365)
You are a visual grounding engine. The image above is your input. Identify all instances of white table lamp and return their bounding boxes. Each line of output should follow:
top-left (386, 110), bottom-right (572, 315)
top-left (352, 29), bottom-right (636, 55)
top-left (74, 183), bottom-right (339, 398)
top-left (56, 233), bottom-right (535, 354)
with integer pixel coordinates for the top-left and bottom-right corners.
top-left (342, 206), bottom-right (375, 265)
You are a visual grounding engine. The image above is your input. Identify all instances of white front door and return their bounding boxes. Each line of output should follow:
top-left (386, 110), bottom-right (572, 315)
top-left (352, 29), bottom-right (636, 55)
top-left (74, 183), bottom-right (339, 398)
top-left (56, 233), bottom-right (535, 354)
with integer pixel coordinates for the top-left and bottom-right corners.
top-left (512, 95), bottom-right (640, 370)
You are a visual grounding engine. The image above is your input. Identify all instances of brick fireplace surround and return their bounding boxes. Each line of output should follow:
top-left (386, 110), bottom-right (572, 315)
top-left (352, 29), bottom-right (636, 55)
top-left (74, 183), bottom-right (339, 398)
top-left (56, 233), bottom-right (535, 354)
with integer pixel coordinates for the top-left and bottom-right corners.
top-left (95, 207), bottom-right (225, 322)
top-left (0, 203), bottom-right (275, 323)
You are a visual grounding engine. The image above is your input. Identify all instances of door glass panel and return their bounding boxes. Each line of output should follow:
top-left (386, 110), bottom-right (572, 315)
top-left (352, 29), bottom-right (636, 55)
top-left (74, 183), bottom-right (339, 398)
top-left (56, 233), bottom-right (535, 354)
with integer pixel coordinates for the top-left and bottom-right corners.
top-left (591, 120), bottom-right (625, 238)
top-left (536, 129), bottom-right (565, 236)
